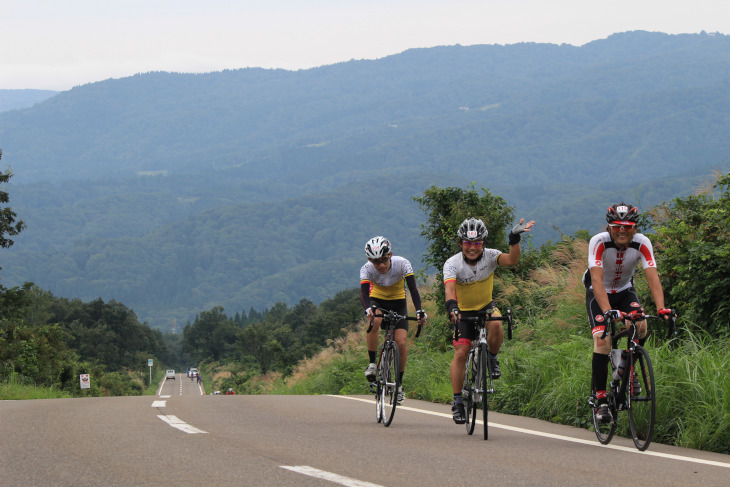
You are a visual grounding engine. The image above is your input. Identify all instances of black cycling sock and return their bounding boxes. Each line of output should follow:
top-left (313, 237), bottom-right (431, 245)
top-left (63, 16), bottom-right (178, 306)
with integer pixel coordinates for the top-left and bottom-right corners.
top-left (488, 351), bottom-right (498, 360)
top-left (592, 352), bottom-right (609, 393)
top-left (453, 393), bottom-right (463, 405)
top-left (368, 351), bottom-right (376, 363)
top-left (398, 371), bottom-right (404, 383)
top-left (639, 337), bottom-right (647, 348)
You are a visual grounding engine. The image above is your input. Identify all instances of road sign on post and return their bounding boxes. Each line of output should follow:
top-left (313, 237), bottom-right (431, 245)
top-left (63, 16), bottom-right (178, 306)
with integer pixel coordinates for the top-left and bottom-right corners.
top-left (79, 374), bottom-right (90, 389)
top-left (148, 359), bottom-right (153, 385)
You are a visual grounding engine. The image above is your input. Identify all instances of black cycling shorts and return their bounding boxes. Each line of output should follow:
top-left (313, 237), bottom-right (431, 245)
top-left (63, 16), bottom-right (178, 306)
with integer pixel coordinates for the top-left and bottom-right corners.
top-left (586, 287), bottom-right (642, 337)
top-left (370, 298), bottom-right (409, 331)
top-left (453, 302), bottom-right (499, 345)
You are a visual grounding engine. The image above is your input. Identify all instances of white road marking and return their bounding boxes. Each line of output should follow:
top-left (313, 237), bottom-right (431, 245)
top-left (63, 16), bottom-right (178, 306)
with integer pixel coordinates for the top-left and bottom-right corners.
top-left (159, 395), bottom-right (171, 399)
top-left (157, 415), bottom-right (207, 434)
top-left (332, 395), bottom-right (730, 470)
top-left (151, 400), bottom-right (166, 408)
top-left (280, 466), bottom-right (383, 487)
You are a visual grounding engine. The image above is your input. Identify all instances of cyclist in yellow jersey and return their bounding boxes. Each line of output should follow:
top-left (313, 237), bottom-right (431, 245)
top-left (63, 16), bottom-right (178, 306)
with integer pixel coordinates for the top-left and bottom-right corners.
top-left (444, 217), bottom-right (534, 424)
top-left (360, 236), bottom-right (427, 405)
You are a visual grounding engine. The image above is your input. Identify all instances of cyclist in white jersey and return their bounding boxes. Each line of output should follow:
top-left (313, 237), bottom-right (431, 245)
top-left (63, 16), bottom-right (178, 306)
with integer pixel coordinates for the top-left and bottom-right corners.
top-left (444, 217), bottom-right (534, 424)
top-left (584, 203), bottom-right (672, 423)
top-left (360, 236), bottom-right (427, 405)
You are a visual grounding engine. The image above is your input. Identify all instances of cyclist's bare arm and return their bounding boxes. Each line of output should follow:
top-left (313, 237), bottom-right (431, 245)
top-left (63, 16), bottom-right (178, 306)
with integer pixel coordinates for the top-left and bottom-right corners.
top-left (589, 266), bottom-right (612, 314)
top-left (643, 267), bottom-right (666, 312)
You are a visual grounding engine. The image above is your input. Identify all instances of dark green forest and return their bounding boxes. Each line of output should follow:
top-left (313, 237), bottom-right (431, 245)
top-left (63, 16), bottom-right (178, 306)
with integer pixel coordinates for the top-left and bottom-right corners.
top-left (1, 31), bottom-right (729, 328)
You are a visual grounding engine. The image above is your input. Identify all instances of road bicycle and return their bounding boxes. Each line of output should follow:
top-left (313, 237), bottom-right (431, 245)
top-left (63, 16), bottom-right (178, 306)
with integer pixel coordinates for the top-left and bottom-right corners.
top-left (589, 309), bottom-right (676, 451)
top-left (459, 307), bottom-right (513, 440)
top-left (367, 305), bottom-right (422, 427)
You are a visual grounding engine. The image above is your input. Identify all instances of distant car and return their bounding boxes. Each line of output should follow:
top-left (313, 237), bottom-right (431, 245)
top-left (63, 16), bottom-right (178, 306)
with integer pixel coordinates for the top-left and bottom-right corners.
top-left (165, 369), bottom-right (176, 380)
top-left (189, 368), bottom-right (199, 378)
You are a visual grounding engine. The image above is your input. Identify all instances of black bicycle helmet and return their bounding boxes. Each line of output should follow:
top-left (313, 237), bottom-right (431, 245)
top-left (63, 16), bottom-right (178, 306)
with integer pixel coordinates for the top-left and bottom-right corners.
top-left (457, 218), bottom-right (488, 241)
top-left (606, 202), bottom-right (639, 225)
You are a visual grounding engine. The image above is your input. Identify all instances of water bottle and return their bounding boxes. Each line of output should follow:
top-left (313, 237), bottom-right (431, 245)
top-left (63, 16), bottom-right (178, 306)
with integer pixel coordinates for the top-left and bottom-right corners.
top-left (610, 349), bottom-right (627, 381)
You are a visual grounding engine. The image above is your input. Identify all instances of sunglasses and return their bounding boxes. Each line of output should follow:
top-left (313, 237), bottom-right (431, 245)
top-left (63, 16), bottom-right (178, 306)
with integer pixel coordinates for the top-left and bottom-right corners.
top-left (462, 240), bottom-right (484, 247)
top-left (609, 224), bottom-right (636, 230)
top-left (369, 256), bottom-right (391, 266)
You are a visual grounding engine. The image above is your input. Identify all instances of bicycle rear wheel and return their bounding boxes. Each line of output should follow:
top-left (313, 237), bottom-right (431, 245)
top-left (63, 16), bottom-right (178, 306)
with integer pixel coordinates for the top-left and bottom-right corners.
top-left (628, 346), bottom-right (655, 451)
top-left (464, 349), bottom-right (477, 435)
top-left (381, 342), bottom-right (400, 427)
top-left (480, 345), bottom-right (490, 440)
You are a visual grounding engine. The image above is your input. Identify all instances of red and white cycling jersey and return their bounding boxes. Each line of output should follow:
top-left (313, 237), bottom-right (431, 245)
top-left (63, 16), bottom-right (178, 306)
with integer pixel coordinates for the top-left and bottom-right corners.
top-left (584, 232), bottom-right (657, 293)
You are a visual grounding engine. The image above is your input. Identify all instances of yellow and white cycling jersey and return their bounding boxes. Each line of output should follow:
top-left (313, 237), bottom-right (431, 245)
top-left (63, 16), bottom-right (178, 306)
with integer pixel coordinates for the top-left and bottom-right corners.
top-left (360, 256), bottom-right (415, 301)
top-left (443, 249), bottom-right (502, 311)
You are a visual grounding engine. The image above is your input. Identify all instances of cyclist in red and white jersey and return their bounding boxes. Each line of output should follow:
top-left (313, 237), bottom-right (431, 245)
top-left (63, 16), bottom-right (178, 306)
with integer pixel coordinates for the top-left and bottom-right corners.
top-left (360, 236), bottom-right (427, 405)
top-left (583, 202), bottom-right (672, 423)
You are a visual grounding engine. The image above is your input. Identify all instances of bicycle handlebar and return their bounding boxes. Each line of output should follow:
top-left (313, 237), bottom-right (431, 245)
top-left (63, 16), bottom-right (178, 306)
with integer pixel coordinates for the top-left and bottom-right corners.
top-left (454, 307), bottom-right (514, 340)
top-left (366, 305), bottom-right (422, 337)
top-left (600, 309), bottom-right (677, 340)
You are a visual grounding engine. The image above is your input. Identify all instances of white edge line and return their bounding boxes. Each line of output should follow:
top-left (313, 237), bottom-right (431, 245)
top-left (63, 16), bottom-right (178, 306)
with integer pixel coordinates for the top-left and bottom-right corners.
top-left (280, 465), bottom-right (383, 487)
top-left (329, 395), bottom-right (730, 470)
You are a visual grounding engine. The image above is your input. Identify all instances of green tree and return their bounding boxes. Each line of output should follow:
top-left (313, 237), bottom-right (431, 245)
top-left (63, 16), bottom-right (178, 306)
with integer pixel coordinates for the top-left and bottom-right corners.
top-left (0, 154), bottom-right (29, 320)
top-left (646, 171), bottom-right (730, 337)
top-left (414, 184), bottom-right (514, 311)
top-left (0, 153), bottom-right (25, 253)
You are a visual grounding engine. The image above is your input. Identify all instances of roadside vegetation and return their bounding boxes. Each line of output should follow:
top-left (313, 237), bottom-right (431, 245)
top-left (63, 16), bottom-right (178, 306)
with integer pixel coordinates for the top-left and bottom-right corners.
top-left (262, 175), bottom-right (730, 454)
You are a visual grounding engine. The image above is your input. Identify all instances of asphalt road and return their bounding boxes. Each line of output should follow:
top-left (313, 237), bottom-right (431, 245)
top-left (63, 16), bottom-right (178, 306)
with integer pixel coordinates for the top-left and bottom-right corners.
top-left (1, 373), bottom-right (728, 486)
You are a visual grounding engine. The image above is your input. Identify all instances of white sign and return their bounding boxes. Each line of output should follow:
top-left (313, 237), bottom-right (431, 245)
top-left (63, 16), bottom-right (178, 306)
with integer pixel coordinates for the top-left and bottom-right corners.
top-left (79, 374), bottom-right (90, 389)
top-left (148, 359), bottom-right (153, 367)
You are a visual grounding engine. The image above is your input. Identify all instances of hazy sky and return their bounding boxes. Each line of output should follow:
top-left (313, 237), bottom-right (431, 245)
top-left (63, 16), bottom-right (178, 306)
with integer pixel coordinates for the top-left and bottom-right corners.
top-left (2, 0), bottom-right (728, 91)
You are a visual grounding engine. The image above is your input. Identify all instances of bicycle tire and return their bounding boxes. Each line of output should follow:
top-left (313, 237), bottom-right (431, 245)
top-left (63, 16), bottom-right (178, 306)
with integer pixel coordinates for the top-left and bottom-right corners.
top-left (480, 344), bottom-right (489, 440)
top-left (628, 346), bottom-right (655, 451)
top-left (464, 349), bottom-right (477, 435)
top-left (382, 342), bottom-right (400, 427)
top-left (591, 392), bottom-right (617, 444)
top-left (375, 356), bottom-right (383, 424)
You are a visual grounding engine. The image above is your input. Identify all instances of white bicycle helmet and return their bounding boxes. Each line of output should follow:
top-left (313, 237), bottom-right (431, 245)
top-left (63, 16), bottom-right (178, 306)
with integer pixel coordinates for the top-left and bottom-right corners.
top-left (364, 236), bottom-right (391, 259)
top-left (457, 218), bottom-right (488, 241)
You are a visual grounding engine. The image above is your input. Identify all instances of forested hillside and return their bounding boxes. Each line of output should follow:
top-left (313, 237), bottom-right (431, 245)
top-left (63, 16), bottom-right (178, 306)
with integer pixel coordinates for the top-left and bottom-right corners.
top-left (1, 31), bottom-right (729, 328)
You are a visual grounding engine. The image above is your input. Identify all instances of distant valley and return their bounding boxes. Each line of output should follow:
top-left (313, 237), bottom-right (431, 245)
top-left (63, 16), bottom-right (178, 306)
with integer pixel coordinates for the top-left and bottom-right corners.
top-left (1, 30), bottom-right (729, 329)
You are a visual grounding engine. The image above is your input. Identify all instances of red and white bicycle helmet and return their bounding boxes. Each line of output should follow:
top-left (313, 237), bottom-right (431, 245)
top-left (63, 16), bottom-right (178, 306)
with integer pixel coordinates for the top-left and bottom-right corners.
top-left (364, 236), bottom-right (391, 259)
top-left (606, 202), bottom-right (639, 225)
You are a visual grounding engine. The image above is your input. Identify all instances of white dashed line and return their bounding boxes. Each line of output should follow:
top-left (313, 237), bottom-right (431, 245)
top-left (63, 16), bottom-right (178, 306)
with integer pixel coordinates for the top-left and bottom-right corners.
top-left (157, 415), bottom-right (207, 434)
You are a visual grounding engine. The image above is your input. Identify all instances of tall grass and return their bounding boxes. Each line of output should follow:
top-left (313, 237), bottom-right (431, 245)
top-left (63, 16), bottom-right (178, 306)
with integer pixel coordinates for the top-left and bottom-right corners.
top-left (0, 373), bottom-right (71, 400)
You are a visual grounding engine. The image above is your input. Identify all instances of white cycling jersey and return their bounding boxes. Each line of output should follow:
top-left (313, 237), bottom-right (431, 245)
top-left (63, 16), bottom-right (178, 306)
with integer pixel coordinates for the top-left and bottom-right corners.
top-left (360, 255), bottom-right (415, 301)
top-left (584, 231), bottom-right (657, 293)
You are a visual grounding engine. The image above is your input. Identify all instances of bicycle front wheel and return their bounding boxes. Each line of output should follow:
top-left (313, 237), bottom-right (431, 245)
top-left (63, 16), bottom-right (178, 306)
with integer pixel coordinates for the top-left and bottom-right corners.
top-left (381, 342), bottom-right (400, 427)
top-left (591, 394), bottom-right (616, 445)
top-left (464, 350), bottom-right (477, 435)
top-left (628, 346), bottom-right (655, 451)
top-left (480, 345), bottom-right (490, 440)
